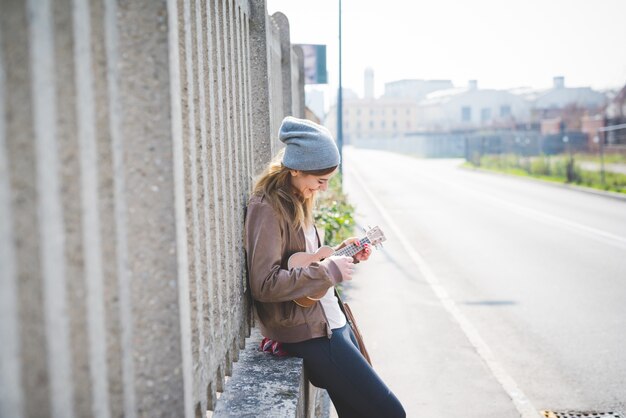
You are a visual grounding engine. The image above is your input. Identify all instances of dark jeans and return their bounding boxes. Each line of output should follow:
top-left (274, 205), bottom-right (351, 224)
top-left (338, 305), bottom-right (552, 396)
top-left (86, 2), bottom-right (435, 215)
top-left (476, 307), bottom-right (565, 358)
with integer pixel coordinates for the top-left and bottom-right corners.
top-left (282, 324), bottom-right (406, 418)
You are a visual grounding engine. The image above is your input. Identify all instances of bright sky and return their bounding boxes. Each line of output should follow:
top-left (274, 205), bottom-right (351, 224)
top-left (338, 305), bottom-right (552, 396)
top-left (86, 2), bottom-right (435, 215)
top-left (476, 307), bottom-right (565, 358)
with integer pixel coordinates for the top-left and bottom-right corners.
top-left (267, 0), bottom-right (626, 102)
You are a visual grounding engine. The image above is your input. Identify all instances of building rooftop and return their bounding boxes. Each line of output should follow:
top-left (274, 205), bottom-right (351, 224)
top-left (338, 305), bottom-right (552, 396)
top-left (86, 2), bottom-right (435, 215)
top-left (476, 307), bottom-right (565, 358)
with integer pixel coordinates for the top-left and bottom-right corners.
top-left (420, 87), bottom-right (470, 105)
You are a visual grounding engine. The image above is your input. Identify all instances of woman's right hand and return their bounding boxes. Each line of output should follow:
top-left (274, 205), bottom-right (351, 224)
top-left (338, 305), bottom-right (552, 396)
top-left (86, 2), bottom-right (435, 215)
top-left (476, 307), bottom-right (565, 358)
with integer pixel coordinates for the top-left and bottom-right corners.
top-left (327, 255), bottom-right (355, 281)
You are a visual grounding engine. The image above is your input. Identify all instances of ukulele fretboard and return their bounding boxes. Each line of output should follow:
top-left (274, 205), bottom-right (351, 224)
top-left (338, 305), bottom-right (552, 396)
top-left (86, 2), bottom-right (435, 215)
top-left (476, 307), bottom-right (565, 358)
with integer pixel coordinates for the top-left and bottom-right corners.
top-left (334, 237), bottom-right (372, 258)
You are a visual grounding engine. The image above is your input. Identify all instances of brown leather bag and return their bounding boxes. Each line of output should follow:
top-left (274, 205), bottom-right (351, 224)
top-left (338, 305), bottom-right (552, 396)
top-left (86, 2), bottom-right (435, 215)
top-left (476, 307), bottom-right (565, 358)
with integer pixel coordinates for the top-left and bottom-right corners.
top-left (336, 289), bottom-right (373, 367)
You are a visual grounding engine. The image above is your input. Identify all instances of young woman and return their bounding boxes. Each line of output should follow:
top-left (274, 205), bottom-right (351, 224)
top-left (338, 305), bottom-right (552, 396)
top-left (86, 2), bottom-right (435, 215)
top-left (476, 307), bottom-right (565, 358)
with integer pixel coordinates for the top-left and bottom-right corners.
top-left (245, 116), bottom-right (405, 418)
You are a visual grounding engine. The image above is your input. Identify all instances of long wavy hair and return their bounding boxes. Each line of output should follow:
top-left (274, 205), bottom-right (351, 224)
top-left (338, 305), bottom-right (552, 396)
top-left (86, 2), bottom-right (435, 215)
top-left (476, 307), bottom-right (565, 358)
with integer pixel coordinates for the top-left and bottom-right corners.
top-left (252, 149), bottom-right (337, 232)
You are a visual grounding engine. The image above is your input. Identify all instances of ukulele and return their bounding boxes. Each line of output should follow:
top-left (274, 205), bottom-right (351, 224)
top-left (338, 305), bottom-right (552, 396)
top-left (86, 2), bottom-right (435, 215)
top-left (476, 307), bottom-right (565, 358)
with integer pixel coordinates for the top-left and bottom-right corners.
top-left (289, 226), bottom-right (387, 308)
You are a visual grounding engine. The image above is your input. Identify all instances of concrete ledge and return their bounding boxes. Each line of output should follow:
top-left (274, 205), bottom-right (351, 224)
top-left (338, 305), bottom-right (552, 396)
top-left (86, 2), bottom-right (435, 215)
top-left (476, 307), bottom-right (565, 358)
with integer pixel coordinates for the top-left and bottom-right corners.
top-left (213, 327), bottom-right (306, 417)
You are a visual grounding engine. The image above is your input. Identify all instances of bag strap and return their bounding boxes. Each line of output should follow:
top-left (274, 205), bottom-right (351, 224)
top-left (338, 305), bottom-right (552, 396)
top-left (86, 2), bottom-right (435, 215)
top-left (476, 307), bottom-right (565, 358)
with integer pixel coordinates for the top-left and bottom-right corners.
top-left (333, 287), bottom-right (373, 366)
top-left (333, 287), bottom-right (350, 317)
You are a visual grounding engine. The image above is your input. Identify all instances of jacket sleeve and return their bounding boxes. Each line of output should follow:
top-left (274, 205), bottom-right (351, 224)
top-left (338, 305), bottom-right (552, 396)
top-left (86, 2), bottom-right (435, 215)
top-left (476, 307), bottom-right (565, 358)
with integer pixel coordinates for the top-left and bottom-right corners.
top-left (245, 201), bottom-right (343, 303)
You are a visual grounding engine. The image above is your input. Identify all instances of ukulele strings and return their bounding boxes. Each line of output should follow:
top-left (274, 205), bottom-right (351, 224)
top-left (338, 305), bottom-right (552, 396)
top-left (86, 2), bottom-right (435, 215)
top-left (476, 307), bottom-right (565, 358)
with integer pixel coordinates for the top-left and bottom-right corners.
top-left (335, 237), bottom-right (371, 257)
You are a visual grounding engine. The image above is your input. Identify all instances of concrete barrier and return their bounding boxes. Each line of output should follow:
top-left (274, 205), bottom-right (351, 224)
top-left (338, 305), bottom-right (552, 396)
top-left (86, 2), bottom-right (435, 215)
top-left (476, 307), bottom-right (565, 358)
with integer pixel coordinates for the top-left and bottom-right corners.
top-left (0, 0), bottom-right (319, 416)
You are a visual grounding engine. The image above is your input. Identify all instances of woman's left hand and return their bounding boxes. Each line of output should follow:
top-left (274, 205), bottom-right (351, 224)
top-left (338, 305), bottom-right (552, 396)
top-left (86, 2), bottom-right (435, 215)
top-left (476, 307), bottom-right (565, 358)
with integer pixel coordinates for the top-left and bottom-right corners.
top-left (337, 237), bottom-right (372, 263)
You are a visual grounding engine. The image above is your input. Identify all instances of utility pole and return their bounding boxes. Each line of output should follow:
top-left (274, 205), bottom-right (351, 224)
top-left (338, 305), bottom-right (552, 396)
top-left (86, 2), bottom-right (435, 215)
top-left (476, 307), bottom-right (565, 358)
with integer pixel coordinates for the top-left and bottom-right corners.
top-left (337, 0), bottom-right (343, 183)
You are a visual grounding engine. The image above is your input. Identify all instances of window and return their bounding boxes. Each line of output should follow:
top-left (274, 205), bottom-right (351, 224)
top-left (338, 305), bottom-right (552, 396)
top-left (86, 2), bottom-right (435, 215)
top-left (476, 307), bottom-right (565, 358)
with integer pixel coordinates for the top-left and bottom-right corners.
top-left (480, 107), bottom-right (491, 122)
top-left (369, 121), bottom-right (374, 129)
top-left (500, 105), bottom-right (511, 118)
top-left (381, 121), bottom-right (386, 128)
top-left (461, 106), bottom-right (471, 122)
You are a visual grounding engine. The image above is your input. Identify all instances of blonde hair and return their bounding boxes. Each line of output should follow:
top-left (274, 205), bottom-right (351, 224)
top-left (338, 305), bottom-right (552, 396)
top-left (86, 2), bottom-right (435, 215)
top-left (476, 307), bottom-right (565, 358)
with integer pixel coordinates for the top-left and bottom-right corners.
top-left (252, 149), bottom-right (336, 232)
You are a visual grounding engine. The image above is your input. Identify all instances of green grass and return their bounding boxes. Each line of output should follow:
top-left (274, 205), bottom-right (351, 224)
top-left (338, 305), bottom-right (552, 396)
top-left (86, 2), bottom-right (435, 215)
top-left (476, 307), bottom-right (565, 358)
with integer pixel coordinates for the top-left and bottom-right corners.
top-left (466, 154), bottom-right (626, 194)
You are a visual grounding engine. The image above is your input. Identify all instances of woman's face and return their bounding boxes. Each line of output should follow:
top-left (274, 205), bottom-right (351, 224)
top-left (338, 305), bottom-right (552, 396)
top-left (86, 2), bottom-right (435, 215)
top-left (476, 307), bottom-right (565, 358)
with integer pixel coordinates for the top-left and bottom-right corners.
top-left (290, 169), bottom-right (336, 199)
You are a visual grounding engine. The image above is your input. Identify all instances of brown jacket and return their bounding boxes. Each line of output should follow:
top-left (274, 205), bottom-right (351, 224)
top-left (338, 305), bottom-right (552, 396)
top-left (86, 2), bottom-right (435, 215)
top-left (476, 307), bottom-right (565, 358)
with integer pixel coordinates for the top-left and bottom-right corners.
top-left (244, 194), bottom-right (344, 342)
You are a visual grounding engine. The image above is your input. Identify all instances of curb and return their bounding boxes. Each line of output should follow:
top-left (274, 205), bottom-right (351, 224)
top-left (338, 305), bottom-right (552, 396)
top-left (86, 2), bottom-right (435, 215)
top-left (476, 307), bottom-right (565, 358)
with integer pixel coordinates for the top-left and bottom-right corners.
top-left (459, 165), bottom-right (626, 203)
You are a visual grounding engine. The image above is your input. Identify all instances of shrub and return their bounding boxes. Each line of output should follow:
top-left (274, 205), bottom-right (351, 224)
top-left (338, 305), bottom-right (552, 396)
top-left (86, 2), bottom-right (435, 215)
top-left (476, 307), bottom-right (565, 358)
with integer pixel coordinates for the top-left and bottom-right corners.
top-left (314, 174), bottom-right (355, 245)
top-left (530, 155), bottom-right (551, 176)
top-left (551, 157), bottom-right (581, 183)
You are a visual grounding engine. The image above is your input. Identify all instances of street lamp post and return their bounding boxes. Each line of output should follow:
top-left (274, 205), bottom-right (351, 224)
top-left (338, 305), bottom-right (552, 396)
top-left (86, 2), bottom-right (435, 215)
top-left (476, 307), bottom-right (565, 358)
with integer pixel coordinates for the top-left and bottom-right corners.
top-left (337, 0), bottom-right (343, 183)
top-left (596, 132), bottom-right (606, 185)
top-left (563, 135), bottom-right (574, 182)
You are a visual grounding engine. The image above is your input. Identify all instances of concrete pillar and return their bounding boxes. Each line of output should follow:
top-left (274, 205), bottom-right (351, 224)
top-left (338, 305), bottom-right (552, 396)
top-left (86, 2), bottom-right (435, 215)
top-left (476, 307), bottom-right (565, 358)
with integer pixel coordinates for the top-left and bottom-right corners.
top-left (90, 1), bottom-right (125, 416)
top-left (292, 45), bottom-right (305, 119)
top-left (271, 12), bottom-right (293, 119)
top-left (248, 0), bottom-right (273, 176)
top-left (233, 0), bottom-right (253, 345)
top-left (0, 7), bottom-right (29, 417)
top-left (205, 0), bottom-right (227, 400)
top-left (220, 0), bottom-right (241, 374)
top-left (223, 0), bottom-right (248, 370)
top-left (208, 0), bottom-right (234, 393)
top-left (267, 17), bottom-right (284, 153)
top-left (108, 0), bottom-right (192, 416)
top-left (1, 2), bottom-right (73, 417)
top-left (178, 0), bottom-right (210, 413)
top-left (240, 3), bottom-right (256, 189)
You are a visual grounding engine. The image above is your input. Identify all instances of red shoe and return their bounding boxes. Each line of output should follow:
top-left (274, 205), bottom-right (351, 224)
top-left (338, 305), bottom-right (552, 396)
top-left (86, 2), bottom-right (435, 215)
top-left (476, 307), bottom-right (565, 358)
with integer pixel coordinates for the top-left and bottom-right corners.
top-left (260, 337), bottom-right (289, 357)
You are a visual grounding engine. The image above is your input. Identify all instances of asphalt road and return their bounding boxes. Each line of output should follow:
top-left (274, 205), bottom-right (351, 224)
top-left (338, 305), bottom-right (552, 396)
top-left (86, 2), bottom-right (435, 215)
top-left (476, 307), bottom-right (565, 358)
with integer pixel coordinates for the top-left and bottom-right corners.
top-left (341, 147), bottom-right (626, 416)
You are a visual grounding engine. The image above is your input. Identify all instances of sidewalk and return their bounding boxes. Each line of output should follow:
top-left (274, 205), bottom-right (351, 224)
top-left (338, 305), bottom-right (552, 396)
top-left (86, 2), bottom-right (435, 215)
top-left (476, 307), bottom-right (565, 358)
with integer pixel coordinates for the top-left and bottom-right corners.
top-left (339, 168), bottom-right (530, 418)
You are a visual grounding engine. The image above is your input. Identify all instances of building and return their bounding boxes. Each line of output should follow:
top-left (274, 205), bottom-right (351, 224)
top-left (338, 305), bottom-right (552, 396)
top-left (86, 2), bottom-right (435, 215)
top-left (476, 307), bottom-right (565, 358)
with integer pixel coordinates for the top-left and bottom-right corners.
top-left (529, 77), bottom-right (608, 136)
top-left (606, 83), bottom-right (626, 123)
top-left (383, 79), bottom-right (453, 102)
top-left (305, 88), bottom-right (325, 122)
top-left (364, 67), bottom-right (375, 99)
top-left (581, 114), bottom-right (605, 149)
top-left (534, 76), bottom-right (606, 113)
top-left (604, 83), bottom-right (626, 146)
top-left (304, 106), bottom-right (322, 124)
top-left (326, 97), bottom-right (419, 142)
top-left (417, 80), bottom-right (530, 131)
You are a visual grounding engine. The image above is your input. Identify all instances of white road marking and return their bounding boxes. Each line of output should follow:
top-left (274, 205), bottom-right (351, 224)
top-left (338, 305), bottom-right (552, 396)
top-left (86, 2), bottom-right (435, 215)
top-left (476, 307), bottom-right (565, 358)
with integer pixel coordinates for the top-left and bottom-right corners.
top-left (348, 166), bottom-right (543, 418)
top-left (423, 171), bottom-right (626, 250)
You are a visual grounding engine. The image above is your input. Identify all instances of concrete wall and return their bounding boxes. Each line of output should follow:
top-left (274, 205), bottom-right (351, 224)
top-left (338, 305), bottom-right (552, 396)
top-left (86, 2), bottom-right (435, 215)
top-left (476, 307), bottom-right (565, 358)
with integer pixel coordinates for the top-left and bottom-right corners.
top-left (0, 0), bottom-right (303, 417)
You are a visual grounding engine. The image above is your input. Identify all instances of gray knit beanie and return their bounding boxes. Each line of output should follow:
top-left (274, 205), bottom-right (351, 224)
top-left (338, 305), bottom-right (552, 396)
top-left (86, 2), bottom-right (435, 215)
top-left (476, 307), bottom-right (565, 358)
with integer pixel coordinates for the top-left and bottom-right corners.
top-left (278, 116), bottom-right (340, 171)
